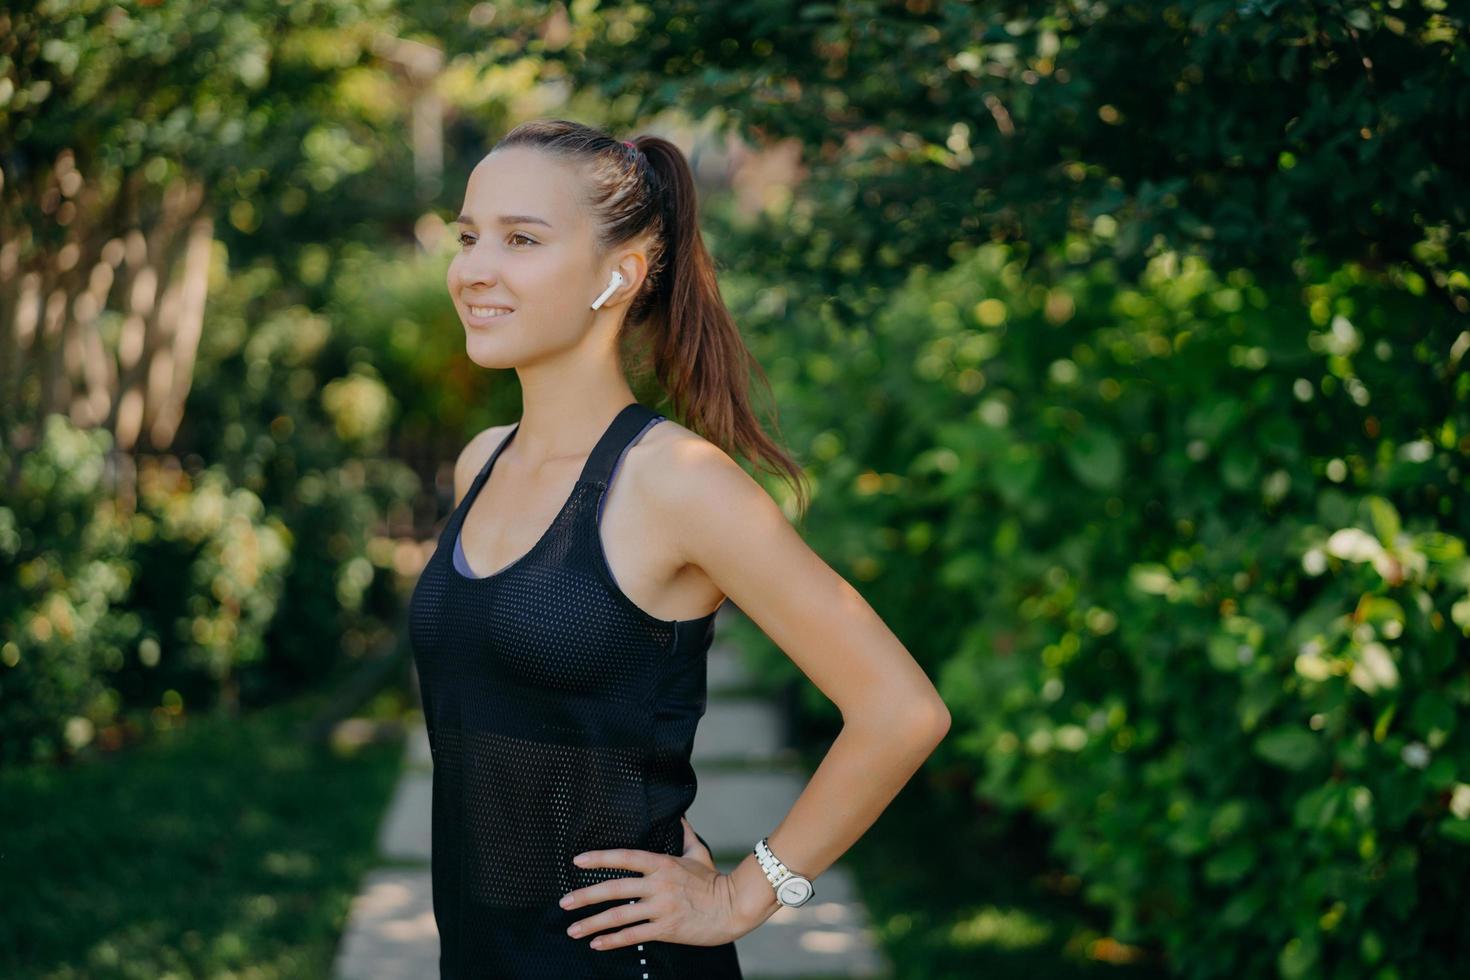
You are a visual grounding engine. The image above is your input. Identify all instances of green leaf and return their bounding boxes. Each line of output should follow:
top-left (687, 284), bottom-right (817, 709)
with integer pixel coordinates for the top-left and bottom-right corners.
top-left (1373, 703), bottom-right (1397, 743)
top-left (1221, 442), bottom-right (1260, 491)
top-left (1185, 397), bottom-right (1244, 443)
top-left (1203, 842), bottom-right (1255, 884)
top-left (1427, 755), bottom-right (1457, 791)
top-left (1062, 425), bottom-right (1124, 490)
top-left (990, 445), bottom-right (1042, 506)
top-left (1368, 495), bottom-right (1401, 547)
top-left (1208, 630), bottom-right (1245, 671)
top-left (1438, 817), bottom-right (1470, 845)
top-left (1279, 934), bottom-right (1320, 980)
top-left (1254, 726), bottom-right (1323, 771)
top-left (1293, 782), bottom-right (1341, 829)
top-left (1410, 691), bottom-right (1456, 737)
top-left (1417, 532), bottom-right (1466, 562)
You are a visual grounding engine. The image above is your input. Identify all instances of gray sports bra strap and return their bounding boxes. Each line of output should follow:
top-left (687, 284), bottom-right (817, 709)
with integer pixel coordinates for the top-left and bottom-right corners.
top-left (578, 401), bottom-right (663, 487)
top-left (599, 414), bottom-right (666, 522)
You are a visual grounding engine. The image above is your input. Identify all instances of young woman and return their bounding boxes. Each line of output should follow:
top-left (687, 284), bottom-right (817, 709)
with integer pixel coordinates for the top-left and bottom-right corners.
top-left (408, 118), bottom-right (951, 978)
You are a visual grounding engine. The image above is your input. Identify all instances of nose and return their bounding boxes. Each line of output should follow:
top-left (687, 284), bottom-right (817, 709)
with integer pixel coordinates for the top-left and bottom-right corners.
top-left (451, 244), bottom-right (500, 291)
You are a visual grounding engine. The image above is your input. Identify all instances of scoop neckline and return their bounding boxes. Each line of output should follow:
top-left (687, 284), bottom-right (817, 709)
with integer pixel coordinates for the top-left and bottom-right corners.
top-left (447, 412), bottom-right (721, 630)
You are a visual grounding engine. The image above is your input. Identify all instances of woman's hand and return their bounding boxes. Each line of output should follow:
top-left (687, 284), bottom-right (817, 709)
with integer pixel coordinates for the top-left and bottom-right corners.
top-left (559, 815), bottom-right (745, 950)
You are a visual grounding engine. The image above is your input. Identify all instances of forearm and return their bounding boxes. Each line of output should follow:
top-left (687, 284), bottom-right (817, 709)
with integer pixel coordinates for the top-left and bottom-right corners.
top-left (726, 704), bottom-right (950, 934)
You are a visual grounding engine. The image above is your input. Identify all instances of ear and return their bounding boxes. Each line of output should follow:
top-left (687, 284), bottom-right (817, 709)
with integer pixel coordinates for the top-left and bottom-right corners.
top-left (606, 245), bottom-right (650, 309)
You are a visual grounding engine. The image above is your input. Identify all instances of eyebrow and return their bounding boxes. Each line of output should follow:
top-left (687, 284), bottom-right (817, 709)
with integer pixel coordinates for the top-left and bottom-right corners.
top-left (455, 213), bottom-right (554, 228)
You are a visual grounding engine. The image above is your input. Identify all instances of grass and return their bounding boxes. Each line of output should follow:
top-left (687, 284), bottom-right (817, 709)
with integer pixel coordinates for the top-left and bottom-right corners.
top-left (0, 675), bottom-right (412, 979)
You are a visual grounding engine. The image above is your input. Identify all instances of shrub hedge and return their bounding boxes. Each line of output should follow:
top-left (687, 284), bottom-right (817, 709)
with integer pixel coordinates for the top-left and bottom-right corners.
top-left (736, 239), bottom-right (1469, 978)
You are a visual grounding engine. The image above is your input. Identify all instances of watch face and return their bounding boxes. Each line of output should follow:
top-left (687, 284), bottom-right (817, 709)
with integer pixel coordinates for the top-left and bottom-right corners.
top-left (777, 876), bottom-right (813, 906)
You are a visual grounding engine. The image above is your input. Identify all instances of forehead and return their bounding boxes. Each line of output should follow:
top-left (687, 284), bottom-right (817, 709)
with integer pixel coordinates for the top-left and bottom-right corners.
top-left (459, 146), bottom-right (584, 230)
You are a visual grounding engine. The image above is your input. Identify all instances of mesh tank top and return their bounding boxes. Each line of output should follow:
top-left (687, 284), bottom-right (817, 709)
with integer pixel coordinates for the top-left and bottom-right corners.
top-left (408, 401), bottom-right (745, 979)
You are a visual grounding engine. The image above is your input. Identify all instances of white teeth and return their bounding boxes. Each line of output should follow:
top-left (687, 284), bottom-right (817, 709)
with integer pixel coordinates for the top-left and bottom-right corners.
top-left (468, 306), bottom-right (512, 318)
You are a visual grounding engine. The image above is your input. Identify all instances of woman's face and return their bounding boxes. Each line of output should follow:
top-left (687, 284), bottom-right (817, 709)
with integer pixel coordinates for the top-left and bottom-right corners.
top-left (447, 146), bottom-right (609, 369)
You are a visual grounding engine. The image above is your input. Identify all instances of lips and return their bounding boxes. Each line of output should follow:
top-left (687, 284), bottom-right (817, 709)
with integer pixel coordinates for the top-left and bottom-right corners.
top-left (464, 303), bottom-right (514, 325)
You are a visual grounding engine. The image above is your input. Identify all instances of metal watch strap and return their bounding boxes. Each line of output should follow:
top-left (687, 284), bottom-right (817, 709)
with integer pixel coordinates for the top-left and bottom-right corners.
top-left (753, 836), bottom-right (814, 907)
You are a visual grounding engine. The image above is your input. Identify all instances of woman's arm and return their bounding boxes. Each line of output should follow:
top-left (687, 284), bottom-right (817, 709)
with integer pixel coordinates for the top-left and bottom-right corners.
top-left (649, 434), bottom-right (953, 933)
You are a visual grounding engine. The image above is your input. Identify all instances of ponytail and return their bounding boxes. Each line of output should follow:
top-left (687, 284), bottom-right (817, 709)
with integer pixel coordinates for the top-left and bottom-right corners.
top-left (634, 137), bottom-right (809, 521)
top-left (494, 119), bottom-right (810, 521)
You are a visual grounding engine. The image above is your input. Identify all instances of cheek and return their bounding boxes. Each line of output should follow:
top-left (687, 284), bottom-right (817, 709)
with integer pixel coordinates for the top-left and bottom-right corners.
top-left (520, 259), bottom-right (587, 313)
top-left (521, 253), bottom-right (566, 291)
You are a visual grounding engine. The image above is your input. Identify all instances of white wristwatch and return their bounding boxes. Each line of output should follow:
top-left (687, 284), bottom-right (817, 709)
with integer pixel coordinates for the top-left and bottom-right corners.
top-left (753, 836), bottom-right (814, 908)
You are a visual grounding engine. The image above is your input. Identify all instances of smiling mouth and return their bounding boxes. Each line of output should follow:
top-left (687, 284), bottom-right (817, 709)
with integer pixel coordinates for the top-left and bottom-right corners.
top-left (467, 305), bottom-right (514, 318)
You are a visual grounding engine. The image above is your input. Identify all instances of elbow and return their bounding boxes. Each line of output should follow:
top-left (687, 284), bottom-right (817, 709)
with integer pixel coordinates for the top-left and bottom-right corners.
top-left (908, 698), bottom-right (952, 746)
top-left (927, 702), bottom-right (952, 743)
top-left (847, 696), bottom-right (952, 744)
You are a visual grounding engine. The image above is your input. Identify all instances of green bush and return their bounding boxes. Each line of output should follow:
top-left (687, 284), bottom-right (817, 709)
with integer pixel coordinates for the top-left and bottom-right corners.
top-left (0, 405), bottom-right (423, 766)
top-left (180, 252), bottom-right (424, 701)
top-left (0, 416), bottom-right (292, 765)
top-left (739, 239), bottom-right (1469, 978)
top-left (0, 418), bottom-right (135, 765)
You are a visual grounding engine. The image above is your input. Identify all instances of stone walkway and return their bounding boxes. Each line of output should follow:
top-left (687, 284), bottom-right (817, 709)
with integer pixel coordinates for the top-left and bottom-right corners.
top-left (332, 605), bottom-right (890, 978)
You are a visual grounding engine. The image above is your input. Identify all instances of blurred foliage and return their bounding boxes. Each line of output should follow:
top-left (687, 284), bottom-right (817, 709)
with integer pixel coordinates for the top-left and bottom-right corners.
top-left (721, 236), bottom-right (1470, 977)
top-left (178, 248), bottom-right (423, 694)
top-left (0, 420), bottom-right (134, 765)
top-left (3, 0), bottom-right (1468, 976)
top-left (0, 400), bottom-right (419, 765)
top-left (1, 0), bottom-right (429, 278)
top-left (526, 0), bottom-right (1469, 315)
top-left (0, 416), bottom-right (291, 764)
top-left (2, 0), bottom-right (434, 766)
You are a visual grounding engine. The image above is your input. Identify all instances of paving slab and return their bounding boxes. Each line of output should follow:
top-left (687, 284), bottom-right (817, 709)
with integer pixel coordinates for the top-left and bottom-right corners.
top-left (734, 864), bottom-right (891, 979)
top-left (693, 698), bottom-right (787, 764)
top-left (377, 769), bottom-right (432, 863)
top-left (707, 639), bottom-right (757, 694)
top-left (686, 769), bottom-right (809, 856)
top-left (330, 867), bottom-right (439, 980)
top-left (330, 866), bottom-right (889, 980)
top-left (405, 722), bottom-right (432, 770)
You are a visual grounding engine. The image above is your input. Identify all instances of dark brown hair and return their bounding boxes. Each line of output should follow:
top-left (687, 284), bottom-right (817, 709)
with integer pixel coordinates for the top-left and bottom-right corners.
top-left (491, 118), bottom-right (810, 522)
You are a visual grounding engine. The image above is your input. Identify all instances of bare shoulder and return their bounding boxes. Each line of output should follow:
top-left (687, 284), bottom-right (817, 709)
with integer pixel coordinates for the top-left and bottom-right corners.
top-left (633, 417), bottom-right (756, 498)
top-left (629, 417), bottom-right (786, 565)
top-left (632, 418), bottom-right (949, 729)
top-left (453, 422), bottom-right (515, 508)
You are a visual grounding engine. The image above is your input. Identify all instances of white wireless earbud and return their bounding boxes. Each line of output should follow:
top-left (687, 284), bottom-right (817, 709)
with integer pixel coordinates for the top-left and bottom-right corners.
top-left (590, 271), bottom-right (625, 310)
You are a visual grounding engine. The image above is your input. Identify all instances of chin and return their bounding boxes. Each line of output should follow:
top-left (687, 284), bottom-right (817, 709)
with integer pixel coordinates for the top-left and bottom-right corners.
top-left (463, 333), bottom-right (521, 370)
top-left (465, 349), bottom-right (521, 371)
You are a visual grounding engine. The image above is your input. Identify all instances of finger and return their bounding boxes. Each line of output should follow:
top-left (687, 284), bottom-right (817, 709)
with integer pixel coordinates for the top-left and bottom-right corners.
top-left (567, 898), bottom-right (653, 941)
top-left (560, 875), bottom-right (645, 910)
top-left (573, 848), bottom-right (667, 875)
top-left (588, 918), bottom-right (664, 952)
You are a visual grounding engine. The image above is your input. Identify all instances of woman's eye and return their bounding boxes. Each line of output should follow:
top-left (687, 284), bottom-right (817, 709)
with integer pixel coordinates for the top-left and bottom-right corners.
top-left (457, 232), bottom-right (535, 248)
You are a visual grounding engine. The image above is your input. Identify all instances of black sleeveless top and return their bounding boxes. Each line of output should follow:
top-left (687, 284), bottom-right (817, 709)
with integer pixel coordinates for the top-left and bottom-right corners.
top-left (408, 401), bottom-right (745, 979)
